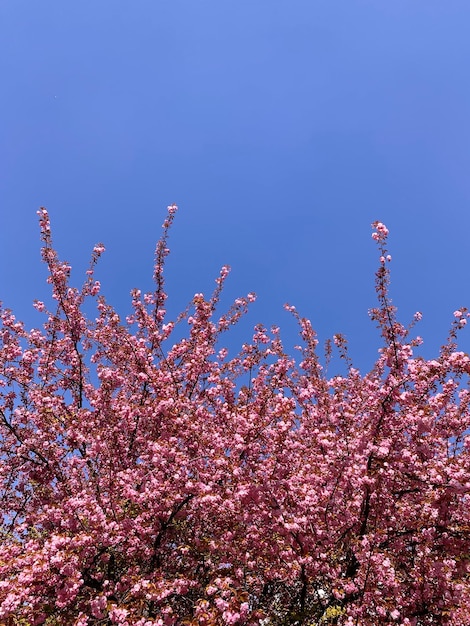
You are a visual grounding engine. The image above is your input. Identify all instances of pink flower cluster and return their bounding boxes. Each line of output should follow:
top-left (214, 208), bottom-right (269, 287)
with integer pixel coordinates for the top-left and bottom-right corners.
top-left (0, 208), bottom-right (470, 624)
top-left (371, 221), bottom-right (389, 241)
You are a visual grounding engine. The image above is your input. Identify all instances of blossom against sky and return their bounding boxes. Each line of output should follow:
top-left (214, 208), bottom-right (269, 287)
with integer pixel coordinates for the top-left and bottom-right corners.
top-left (2, 1), bottom-right (470, 370)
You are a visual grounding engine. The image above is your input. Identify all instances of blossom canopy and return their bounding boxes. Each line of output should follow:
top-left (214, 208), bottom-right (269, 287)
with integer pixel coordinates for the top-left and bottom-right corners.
top-left (0, 207), bottom-right (470, 625)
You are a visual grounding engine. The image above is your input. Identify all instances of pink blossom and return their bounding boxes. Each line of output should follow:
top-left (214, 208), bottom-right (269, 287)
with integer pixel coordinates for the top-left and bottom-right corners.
top-left (0, 208), bottom-right (470, 625)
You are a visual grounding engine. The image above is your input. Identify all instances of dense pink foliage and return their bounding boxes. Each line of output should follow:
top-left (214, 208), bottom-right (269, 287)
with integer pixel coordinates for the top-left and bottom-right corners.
top-left (1, 207), bottom-right (470, 625)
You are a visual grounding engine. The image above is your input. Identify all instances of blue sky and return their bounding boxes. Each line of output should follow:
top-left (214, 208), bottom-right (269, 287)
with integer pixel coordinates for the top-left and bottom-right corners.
top-left (1, 1), bottom-right (470, 373)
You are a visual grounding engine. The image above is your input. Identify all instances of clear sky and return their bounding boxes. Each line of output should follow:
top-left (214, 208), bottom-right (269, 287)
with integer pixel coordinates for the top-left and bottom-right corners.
top-left (2, 1), bottom-right (470, 373)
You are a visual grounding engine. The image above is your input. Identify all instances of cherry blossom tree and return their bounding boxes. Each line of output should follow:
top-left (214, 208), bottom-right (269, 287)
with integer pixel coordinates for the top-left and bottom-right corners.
top-left (1, 207), bottom-right (470, 625)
